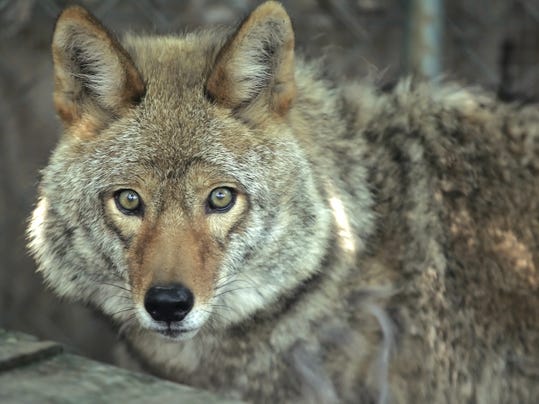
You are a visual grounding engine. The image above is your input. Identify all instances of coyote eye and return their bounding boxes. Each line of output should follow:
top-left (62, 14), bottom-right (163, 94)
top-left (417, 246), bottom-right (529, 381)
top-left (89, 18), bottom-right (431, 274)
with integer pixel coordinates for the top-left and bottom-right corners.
top-left (208, 187), bottom-right (236, 212)
top-left (114, 189), bottom-right (142, 215)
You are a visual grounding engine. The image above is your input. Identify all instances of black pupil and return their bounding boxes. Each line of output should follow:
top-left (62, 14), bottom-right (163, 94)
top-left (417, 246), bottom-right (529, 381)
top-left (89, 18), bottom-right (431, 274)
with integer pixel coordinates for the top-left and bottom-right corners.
top-left (126, 192), bottom-right (137, 204)
top-left (210, 188), bottom-right (234, 211)
top-left (117, 190), bottom-right (140, 213)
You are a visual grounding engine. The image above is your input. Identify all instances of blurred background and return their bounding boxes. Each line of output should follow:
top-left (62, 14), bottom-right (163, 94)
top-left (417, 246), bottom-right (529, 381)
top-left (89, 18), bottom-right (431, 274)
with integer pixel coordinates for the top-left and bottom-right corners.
top-left (1, 0), bottom-right (538, 364)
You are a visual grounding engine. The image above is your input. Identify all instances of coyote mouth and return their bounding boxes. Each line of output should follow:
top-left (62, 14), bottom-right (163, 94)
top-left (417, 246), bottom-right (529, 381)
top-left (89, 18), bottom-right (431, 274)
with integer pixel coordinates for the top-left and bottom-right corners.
top-left (152, 326), bottom-right (198, 341)
top-left (135, 305), bottom-right (209, 341)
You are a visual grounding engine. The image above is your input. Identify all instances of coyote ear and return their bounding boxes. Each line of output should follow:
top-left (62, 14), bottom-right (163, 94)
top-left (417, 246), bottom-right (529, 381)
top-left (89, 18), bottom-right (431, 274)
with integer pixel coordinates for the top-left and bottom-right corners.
top-left (206, 1), bottom-right (296, 118)
top-left (52, 6), bottom-right (145, 131)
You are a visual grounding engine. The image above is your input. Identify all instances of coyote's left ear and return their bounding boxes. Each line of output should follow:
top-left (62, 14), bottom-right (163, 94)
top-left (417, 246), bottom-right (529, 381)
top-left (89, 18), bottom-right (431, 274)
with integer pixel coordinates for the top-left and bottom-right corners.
top-left (206, 1), bottom-right (295, 119)
top-left (52, 6), bottom-right (145, 132)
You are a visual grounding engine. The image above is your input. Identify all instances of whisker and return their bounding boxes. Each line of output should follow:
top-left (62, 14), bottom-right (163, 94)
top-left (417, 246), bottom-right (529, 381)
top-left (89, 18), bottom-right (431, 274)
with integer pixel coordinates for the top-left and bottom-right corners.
top-left (101, 293), bottom-right (132, 302)
top-left (214, 278), bottom-right (255, 291)
top-left (213, 285), bottom-right (256, 299)
top-left (118, 313), bottom-right (139, 336)
top-left (102, 281), bottom-right (132, 293)
top-left (110, 306), bottom-right (137, 317)
top-left (200, 308), bottom-right (233, 325)
top-left (216, 277), bottom-right (256, 289)
top-left (207, 305), bottom-right (233, 316)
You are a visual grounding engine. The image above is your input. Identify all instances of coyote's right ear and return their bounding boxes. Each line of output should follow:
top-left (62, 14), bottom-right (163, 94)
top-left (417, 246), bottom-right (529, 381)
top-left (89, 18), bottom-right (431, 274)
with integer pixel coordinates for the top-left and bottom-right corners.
top-left (52, 6), bottom-right (145, 134)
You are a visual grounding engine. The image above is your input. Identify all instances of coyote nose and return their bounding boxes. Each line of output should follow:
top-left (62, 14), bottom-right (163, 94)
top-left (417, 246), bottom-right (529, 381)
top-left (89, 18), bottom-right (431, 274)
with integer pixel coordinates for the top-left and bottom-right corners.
top-left (144, 284), bottom-right (194, 323)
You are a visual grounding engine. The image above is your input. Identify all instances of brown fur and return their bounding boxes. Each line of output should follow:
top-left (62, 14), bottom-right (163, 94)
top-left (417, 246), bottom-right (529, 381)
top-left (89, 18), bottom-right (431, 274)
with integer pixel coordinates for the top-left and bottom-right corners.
top-left (28, 2), bottom-right (539, 403)
top-left (52, 5), bottom-right (145, 128)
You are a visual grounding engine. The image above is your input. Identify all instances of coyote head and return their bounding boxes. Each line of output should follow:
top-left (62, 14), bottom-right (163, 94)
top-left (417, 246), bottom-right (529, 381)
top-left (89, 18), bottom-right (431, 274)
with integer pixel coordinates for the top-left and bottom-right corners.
top-left (28, 2), bottom-right (340, 341)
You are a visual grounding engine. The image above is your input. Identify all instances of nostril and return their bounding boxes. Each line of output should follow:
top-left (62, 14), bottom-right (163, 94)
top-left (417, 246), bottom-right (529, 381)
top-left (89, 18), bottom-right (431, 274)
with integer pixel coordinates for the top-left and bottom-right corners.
top-left (144, 283), bottom-right (194, 323)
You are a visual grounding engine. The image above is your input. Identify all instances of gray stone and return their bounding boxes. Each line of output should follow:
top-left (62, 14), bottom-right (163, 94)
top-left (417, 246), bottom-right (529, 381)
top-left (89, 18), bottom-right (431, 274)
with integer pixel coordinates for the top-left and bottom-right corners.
top-left (0, 329), bottom-right (242, 404)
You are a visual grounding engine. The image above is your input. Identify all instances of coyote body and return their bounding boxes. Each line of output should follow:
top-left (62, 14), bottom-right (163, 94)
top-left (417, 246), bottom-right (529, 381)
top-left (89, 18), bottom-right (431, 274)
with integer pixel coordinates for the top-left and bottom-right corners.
top-left (28, 2), bottom-right (539, 403)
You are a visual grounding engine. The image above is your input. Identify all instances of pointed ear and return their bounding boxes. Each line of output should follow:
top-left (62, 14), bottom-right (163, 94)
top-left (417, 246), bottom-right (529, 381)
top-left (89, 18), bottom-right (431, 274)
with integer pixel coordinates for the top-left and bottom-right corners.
top-left (206, 1), bottom-right (296, 118)
top-left (52, 6), bottom-right (145, 131)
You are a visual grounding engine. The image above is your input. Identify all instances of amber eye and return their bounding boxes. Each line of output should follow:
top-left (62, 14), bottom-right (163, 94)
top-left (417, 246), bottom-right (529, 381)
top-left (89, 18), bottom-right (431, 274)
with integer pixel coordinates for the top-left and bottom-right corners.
top-left (208, 187), bottom-right (236, 212)
top-left (114, 189), bottom-right (142, 215)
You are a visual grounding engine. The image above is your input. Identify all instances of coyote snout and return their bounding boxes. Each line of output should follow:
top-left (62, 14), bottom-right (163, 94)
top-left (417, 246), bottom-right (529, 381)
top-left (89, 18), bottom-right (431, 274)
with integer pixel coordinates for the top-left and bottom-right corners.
top-left (141, 283), bottom-right (197, 339)
top-left (138, 279), bottom-right (210, 340)
top-left (144, 284), bottom-right (194, 323)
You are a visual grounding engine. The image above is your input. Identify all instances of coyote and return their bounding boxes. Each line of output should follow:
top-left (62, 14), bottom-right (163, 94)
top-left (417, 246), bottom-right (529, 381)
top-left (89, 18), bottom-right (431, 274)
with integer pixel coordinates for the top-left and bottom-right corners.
top-left (28, 1), bottom-right (539, 402)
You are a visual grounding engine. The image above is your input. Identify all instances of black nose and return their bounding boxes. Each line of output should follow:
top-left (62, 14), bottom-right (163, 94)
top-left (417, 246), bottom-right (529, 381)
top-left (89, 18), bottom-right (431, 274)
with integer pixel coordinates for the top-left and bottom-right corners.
top-left (144, 284), bottom-right (194, 323)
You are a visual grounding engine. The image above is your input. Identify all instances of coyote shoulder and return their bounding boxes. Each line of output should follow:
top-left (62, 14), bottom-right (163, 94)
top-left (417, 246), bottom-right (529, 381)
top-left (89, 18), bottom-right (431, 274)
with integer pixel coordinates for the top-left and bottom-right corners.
top-left (28, 1), bottom-right (539, 402)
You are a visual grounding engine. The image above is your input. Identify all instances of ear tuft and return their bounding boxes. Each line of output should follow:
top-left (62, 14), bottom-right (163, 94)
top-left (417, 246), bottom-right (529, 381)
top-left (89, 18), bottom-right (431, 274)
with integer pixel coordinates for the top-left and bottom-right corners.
top-left (52, 6), bottom-right (145, 128)
top-left (206, 1), bottom-right (296, 117)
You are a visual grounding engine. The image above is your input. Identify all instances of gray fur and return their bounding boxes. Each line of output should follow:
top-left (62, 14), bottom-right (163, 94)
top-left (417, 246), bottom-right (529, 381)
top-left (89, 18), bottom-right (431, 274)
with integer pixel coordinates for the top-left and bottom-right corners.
top-left (28, 2), bottom-right (539, 403)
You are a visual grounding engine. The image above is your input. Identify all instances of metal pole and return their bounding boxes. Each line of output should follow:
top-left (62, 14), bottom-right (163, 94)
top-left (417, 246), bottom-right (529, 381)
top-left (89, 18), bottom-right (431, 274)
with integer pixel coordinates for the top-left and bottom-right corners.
top-left (405, 0), bottom-right (444, 81)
